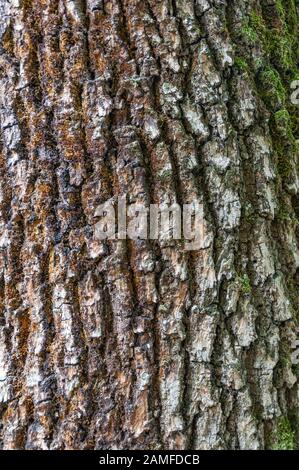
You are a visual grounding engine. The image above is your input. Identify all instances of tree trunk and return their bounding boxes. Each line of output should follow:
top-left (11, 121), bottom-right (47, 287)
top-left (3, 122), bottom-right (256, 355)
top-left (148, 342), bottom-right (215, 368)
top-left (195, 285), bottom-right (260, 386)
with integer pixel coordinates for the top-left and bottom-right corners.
top-left (0, 0), bottom-right (298, 450)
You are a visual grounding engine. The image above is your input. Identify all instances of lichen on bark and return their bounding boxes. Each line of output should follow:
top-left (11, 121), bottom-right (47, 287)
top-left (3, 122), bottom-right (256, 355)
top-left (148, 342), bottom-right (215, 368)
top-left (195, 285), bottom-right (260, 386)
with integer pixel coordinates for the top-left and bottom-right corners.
top-left (0, 0), bottom-right (298, 450)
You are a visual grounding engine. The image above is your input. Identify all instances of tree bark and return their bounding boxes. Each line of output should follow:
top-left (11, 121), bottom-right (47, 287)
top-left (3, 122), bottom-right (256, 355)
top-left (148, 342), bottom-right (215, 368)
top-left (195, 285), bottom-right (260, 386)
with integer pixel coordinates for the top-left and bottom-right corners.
top-left (0, 0), bottom-right (298, 450)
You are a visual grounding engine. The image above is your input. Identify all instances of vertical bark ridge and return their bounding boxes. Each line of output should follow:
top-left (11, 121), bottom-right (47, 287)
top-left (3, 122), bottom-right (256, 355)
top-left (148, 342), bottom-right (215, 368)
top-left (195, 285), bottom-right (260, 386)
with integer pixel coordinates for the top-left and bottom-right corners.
top-left (0, 0), bottom-right (298, 450)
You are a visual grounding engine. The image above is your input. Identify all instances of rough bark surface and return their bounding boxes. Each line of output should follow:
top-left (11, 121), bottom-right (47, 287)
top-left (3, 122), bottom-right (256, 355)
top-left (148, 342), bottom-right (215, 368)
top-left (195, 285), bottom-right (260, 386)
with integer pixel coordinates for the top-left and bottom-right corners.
top-left (0, 0), bottom-right (298, 450)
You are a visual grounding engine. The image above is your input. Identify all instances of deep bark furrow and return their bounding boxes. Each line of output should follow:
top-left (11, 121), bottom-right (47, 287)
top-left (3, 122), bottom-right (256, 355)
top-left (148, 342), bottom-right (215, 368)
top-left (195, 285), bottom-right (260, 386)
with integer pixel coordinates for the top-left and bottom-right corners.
top-left (0, 0), bottom-right (298, 450)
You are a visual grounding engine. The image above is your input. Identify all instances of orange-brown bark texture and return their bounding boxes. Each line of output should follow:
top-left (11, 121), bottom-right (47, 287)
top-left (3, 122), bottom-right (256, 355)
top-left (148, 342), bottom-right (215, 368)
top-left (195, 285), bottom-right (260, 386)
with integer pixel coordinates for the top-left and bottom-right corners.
top-left (0, 0), bottom-right (298, 450)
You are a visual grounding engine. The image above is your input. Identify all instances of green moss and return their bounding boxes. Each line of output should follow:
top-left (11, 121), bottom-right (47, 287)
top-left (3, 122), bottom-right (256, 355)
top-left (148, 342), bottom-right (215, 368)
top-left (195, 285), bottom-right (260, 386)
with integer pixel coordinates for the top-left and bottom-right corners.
top-left (272, 417), bottom-right (295, 450)
top-left (242, 4), bottom-right (296, 73)
top-left (276, 207), bottom-right (292, 222)
top-left (258, 66), bottom-right (286, 108)
top-left (249, 10), bottom-right (266, 32)
top-left (264, 27), bottom-right (295, 73)
top-left (279, 355), bottom-right (292, 367)
top-left (277, 155), bottom-right (294, 179)
top-left (275, 0), bottom-right (286, 22)
top-left (235, 1), bottom-right (298, 212)
top-left (239, 274), bottom-right (251, 294)
top-left (274, 108), bottom-right (290, 123)
top-left (270, 109), bottom-right (298, 179)
top-left (273, 109), bottom-right (292, 137)
top-left (234, 57), bottom-right (248, 72)
top-left (252, 2), bottom-right (299, 180)
top-left (264, 2), bottom-right (296, 73)
top-left (272, 35), bottom-right (294, 70)
top-left (240, 11), bottom-right (265, 46)
top-left (239, 4), bottom-right (297, 80)
top-left (241, 25), bottom-right (258, 44)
